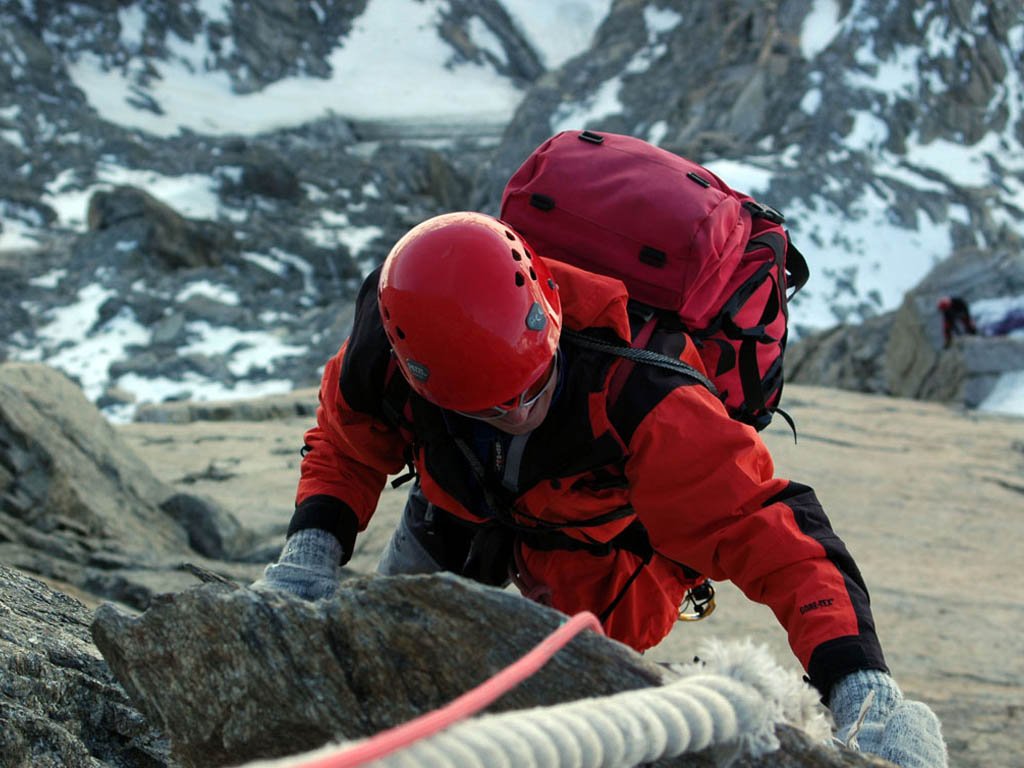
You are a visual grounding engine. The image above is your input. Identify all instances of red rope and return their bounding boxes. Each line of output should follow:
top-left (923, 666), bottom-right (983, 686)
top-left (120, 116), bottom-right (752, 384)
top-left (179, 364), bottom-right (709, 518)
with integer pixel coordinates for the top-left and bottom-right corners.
top-left (292, 611), bottom-right (605, 768)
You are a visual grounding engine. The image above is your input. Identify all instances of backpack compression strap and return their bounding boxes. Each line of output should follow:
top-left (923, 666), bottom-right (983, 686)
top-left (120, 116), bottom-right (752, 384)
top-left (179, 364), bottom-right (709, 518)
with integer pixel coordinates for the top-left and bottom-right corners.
top-left (561, 328), bottom-right (718, 399)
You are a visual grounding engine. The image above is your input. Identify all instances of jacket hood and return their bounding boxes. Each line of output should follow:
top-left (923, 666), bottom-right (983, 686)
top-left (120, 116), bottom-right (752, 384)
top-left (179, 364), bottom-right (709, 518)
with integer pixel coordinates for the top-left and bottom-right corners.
top-left (546, 260), bottom-right (631, 342)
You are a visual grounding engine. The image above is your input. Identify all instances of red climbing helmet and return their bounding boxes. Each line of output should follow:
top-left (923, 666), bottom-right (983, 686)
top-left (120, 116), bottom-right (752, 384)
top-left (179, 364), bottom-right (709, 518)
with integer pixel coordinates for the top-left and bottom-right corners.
top-left (378, 212), bottom-right (562, 411)
top-left (937, 296), bottom-right (952, 311)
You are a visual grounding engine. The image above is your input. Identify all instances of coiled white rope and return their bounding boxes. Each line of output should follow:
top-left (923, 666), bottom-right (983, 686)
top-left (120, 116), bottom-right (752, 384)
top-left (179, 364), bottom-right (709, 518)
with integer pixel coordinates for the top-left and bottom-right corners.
top-left (251, 639), bottom-right (831, 768)
top-left (359, 673), bottom-right (782, 768)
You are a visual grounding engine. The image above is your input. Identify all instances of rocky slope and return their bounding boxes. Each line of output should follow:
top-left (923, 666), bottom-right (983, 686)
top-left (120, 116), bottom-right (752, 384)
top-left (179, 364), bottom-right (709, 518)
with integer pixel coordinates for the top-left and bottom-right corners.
top-left (1, 0), bottom-right (1022, 416)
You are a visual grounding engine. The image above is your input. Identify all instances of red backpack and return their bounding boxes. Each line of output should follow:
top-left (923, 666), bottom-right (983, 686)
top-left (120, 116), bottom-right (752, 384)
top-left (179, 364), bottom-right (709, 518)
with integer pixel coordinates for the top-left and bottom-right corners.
top-left (500, 130), bottom-right (809, 432)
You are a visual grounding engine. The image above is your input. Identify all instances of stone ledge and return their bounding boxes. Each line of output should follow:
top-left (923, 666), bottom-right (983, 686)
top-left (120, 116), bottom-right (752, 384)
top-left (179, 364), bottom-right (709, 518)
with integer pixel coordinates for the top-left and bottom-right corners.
top-left (133, 388), bottom-right (319, 424)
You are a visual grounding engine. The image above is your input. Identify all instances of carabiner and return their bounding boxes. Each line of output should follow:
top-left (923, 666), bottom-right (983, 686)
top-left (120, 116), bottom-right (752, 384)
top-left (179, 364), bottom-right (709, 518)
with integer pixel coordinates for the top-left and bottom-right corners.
top-left (678, 580), bottom-right (716, 622)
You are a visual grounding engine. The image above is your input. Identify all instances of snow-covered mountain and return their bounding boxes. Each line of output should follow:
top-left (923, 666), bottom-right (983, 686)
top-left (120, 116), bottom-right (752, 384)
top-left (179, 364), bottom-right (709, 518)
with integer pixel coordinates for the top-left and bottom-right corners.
top-left (0, 0), bottom-right (1022, 419)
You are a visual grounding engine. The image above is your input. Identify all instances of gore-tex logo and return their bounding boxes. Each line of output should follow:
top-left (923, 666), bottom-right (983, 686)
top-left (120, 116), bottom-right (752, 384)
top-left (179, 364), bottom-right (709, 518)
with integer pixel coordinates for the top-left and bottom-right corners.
top-left (798, 598), bottom-right (835, 615)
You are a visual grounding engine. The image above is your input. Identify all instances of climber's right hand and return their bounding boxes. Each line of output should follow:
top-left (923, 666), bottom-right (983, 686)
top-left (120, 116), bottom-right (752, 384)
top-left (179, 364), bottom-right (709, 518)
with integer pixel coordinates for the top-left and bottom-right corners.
top-left (829, 669), bottom-right (948, 768)
top-left (251, 528), bottom-right (344, 601)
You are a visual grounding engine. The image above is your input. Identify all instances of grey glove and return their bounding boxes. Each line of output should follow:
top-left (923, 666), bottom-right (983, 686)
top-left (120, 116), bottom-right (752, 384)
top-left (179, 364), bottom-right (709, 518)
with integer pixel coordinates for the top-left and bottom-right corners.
top-left (829, 669), bottom-right (948, 767)
top-left (251, 528), bottom-right (343, 600)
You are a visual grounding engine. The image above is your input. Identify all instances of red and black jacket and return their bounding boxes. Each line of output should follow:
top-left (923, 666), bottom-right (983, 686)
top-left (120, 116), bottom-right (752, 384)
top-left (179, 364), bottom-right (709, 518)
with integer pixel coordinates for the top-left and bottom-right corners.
top-left (289, 260), bottom-right (888, 697)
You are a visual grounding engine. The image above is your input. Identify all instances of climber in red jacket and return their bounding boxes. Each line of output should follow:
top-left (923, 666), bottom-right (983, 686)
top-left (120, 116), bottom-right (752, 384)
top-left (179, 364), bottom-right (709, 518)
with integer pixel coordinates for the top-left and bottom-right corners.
top-left (937, 295), bottom-right (978, 348)
top-left (255, 212), bottom-right (946, 767)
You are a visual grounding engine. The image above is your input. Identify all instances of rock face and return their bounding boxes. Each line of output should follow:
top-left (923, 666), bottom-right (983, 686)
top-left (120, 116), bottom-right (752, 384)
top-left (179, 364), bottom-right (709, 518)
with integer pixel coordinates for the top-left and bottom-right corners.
top-left (91, 575), bottom-right (881, 768)
top-left (0, 362), bottom-right (264, 609)
top-left (0, 564), bottom-right (171, 768)
top-left (788, 245), bottom-right (1024, 405)
top-left (786, 314), bottom-right (893, 396)
top-left (90, 576), bottom-right (663, 767)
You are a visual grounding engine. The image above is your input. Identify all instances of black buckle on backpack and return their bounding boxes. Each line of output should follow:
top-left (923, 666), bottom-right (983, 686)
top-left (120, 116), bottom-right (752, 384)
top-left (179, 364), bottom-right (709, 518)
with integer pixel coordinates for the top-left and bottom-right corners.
top-left (638, 245), bottom-right (667, 267)
top-left (742, 200), bottom-right (785, 224)
top-left (686, 172), bottom-right (711, 188)
top-left (530, 193), bottom-right (556, 211)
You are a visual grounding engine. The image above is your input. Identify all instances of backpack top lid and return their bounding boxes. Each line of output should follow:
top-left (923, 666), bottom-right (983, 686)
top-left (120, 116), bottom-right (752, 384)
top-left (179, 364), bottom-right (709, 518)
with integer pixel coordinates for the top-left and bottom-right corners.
top-left (500, 130), bottom-right (754, 327)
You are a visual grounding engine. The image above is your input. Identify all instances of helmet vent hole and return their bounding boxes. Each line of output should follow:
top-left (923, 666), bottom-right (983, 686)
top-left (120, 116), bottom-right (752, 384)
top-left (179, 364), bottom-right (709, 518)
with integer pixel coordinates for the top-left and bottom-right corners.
top-left (515, 272), bottom-right (525, 287)
top-left (382, 307), bottom-right (390, 320)
top-left (511, 249), bottom-right (523, 261)
top-left (395, 326), bottom-right (406, 340)
top-left (505, 230), bottom-right (515, 240)
top-left (529, 267), bottom-right (537, 280)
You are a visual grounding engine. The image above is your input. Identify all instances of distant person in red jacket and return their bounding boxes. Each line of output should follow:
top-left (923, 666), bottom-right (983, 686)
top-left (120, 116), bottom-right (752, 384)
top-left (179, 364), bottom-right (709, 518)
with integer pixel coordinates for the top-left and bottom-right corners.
top-left (937, 295), bottom-right (977, 348)
top-left (255, 212), bottom-right (947, 766)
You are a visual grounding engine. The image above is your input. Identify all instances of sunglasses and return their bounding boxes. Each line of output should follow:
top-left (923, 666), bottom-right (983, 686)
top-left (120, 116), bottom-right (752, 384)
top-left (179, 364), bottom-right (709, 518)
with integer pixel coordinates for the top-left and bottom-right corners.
top-left (456, 353), bottom-right (560, 421)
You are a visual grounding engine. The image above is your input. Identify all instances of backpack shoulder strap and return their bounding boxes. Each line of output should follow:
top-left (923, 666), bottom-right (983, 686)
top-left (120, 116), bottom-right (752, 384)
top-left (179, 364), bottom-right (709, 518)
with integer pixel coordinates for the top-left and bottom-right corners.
top-left (561, 327), bottom-right (718, 406)
top-left (607, 312), bottom-right (658, 405)
top-left (784, 238), bottom-right (810, 296)
top-left (380, 353), bottom-right (419, 488)
top-left (380, 353), bottom-right (414, 430)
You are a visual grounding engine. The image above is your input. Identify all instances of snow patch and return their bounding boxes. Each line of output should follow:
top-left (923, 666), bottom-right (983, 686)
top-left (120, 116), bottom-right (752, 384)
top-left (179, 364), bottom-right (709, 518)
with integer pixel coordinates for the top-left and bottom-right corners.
top-left (176, 281), bottom-right (241, 306)
top-left (66, 0), bottom-right (529, 137)
top-left (550, 77), bottom-right (623, 133)
top-left (800, 0), bottom-right (842, 59)
top-left (179, 322), bottom-right (308, 378)
top-left (702, 159), bottom-right (774, 197)
top-left (978, 370), bottom-right (1024, 418)
top-left (29, 269), bottom-right (67, 289)
top-left (12, 283), bottom-right (151, 402)
top-left (500, 0), bottom-right (612, 69)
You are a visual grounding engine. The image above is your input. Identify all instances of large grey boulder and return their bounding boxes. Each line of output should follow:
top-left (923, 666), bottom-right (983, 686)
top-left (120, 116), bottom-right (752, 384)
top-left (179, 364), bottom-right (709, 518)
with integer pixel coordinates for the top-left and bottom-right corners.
top-left (91, 575), bottom-right (883, 768)
top-left (0, 564), bottom-right (171, 768)
top-left (0, 362), bottom-right (261, 608)
top-left (91, 576), bottom-right (661, 767)
top-left (85, 185), bottom-right (237, 271)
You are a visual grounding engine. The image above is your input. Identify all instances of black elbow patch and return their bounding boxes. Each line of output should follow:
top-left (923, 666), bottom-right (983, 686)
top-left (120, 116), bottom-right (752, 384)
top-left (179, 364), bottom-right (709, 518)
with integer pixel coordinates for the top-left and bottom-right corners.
top-left (808, 635), bottom-right (889, 700)
top-left (766, 482), bottom-right (840, 544)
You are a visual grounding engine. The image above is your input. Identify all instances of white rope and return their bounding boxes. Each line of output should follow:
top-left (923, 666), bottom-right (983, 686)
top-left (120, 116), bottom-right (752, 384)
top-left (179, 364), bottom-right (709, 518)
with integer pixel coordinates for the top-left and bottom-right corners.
top-left (349, 640), bottom-right (831, 768)
top-left (347, 675), bottom-right (742, 768)
top-left (243, 640), bottom-right (832, 768)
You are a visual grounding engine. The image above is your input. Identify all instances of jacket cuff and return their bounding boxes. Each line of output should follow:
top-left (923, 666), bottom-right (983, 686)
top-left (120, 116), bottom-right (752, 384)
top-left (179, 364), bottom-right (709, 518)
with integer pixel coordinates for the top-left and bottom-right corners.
top-left (827, 668), bottom-right (901, 728)
top-left (287, 495), bottom-right (359, 566)
top-left (807, 633), bottom-right (889, 701)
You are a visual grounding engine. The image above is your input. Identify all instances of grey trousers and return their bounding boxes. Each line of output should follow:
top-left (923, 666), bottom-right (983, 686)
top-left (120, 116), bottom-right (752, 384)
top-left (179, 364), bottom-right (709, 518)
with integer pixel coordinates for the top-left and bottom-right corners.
top-left (376, 482), bottom-right (513, 587)
top-left (376, 491), bottom-right (445, 575)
